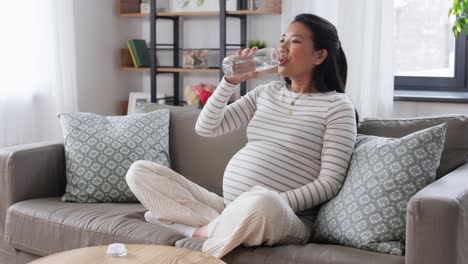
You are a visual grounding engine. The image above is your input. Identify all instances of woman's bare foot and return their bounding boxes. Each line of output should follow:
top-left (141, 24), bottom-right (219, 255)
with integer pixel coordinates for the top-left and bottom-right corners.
top-left (192, 224), bottom-right (209, 238)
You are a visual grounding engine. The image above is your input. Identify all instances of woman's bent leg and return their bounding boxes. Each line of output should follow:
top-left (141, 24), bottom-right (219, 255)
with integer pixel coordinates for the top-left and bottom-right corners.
top-left (202, 187), bottom-right (310, 258)
top-left (125, 160), bottom-right (225, 227)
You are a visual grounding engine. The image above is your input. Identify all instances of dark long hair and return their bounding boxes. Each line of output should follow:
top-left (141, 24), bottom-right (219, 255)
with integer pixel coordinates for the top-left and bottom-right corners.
top-left (285, 13), bottom-right (359, 124)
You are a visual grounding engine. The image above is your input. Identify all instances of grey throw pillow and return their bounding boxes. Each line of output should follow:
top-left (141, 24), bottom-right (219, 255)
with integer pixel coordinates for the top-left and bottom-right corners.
top-left (58, 109), bottom-right (170, 203)
top-left (312, 123), bottom-right (447, 255)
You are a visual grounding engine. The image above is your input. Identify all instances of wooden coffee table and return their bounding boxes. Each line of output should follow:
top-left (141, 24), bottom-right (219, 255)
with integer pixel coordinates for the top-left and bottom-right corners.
top-left (29, 244), bottom-right (226, 264)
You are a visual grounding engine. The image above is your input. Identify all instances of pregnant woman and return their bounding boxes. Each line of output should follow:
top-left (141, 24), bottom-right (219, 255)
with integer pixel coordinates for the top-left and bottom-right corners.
top-left (126, 13), bottom-right (358, 258)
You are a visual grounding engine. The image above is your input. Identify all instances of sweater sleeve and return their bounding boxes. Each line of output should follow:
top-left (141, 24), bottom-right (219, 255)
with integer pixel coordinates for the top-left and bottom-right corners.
top-left (280, 97), bottom-right (357, 212)
top-left (195, 77), bottom-right (262, 137)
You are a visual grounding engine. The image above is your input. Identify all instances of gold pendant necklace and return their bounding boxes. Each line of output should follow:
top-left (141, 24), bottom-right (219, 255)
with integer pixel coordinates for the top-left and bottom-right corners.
top-left (288, 92), bottom-right (301, 116)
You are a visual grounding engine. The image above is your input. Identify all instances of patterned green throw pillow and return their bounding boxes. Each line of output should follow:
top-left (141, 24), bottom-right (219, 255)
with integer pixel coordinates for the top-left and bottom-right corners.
top-left (58, 109), bottom-right (170, 203)
top-left (313, 123), bottom-right (447, 255)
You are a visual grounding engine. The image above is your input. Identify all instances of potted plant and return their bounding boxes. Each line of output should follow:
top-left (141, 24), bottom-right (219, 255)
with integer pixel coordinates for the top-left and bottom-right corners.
top-left (449, 0), bottom-right (468, 38)
top-left (248, 40), bottom-right (267, 49)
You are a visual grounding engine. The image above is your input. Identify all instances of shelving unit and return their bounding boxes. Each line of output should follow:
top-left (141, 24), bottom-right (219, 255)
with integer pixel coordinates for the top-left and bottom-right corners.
top-left (118, 0), bottom-right (281, 105)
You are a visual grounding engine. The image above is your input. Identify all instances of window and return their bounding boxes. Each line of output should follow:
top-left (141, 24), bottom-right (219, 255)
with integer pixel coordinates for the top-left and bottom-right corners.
top-left (393, 0), bottom-right (467, 91)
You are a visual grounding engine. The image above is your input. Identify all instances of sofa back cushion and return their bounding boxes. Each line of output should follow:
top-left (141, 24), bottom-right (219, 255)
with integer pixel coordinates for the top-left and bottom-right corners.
top-left (358, 115), bottom-right (468, 179)
top-left (58, 110), bottom-right (170, 203)
top-left (313, 123), bottom-right (447, 255)
top-left (136, 104), bottom-right (247, 196)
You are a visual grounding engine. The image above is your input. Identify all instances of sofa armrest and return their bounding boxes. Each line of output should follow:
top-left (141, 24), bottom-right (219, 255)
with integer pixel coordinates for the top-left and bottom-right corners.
top-left (0, 141), bottom-right (66, 239)
top-left (406, 162), bottom-right (468, 264)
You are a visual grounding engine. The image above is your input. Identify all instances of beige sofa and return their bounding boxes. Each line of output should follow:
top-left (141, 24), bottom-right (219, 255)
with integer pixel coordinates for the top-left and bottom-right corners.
top-left (1, 104), bottom-right (467, 264)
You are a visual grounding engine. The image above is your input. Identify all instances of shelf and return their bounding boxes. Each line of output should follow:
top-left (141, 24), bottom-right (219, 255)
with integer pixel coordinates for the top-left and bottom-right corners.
top-left (156, 11), bottom-right (219, 17)
top-left (120, 67), bottom-right (220, 73)
top-left (121, 67), bottom-right (150, 72)
top-left (118, 10), bottom-right (281, 17)
top-left (156, 10), bottom-right (281, 16)
top-left (119, 13), bottom-right (149, 17)
top-left (157, 68), bottom-right (219, 73)
top-left (227, 10), bottom-right (281, 15)
top-left (120, 66), bottom-right (278, 75)
top-left (140, 10), bottom-right (280, 16)
top-left (119, 48), bottom-right (219, 73)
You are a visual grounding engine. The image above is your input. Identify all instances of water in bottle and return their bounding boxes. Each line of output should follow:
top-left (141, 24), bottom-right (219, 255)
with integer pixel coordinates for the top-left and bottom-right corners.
top-left (222, 48), bottom-right (279, 78)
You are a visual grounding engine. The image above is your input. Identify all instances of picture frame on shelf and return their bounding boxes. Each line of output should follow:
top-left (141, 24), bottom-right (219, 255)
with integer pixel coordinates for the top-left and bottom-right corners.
top-left (127, 92), bottom-right (151, 115)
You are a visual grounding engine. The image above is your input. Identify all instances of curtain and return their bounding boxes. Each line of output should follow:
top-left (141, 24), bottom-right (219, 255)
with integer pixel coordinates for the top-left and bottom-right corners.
top-left (0, 0), bottom-right (77, 147)
top-left (281, 0), bottom-right (394, 119)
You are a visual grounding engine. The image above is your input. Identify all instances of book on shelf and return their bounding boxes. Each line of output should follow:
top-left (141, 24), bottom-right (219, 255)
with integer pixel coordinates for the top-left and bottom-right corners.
top-left (127, 39), bottom-right (150, 68)
top-left (127, 41), bottom-right (138, 68)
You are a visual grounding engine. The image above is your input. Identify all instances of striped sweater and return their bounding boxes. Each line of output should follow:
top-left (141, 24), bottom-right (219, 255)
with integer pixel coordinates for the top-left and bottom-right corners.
top-left (195, 78), bottom-right (357, 212)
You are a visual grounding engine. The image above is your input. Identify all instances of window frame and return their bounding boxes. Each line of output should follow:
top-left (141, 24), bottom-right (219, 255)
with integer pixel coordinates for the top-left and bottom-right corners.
top-left (394, 33), bottom-right (467, 92)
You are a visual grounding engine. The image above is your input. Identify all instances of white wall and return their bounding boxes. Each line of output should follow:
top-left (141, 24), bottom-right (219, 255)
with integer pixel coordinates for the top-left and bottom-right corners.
top-left (72, 0), bottom-right (143, 115)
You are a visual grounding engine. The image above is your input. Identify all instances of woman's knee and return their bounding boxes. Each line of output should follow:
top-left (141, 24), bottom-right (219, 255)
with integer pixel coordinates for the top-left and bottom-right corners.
top-left (125, 160), bottom-right (157, 186)
top-left (237, 190), bottom-right (283, 218)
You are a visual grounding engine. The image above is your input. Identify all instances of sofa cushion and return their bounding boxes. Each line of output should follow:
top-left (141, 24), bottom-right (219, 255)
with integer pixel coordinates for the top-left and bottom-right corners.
top-left (58, 109), bottom-right (170, 203)
top-left (4, 198), bottom-right (184, 256)
top-left (175, 237), bottom-right (404, 264)
top-left (313, 123), bottom-right (447, 255)
top-left (358, 115), bottom-right (468, 179)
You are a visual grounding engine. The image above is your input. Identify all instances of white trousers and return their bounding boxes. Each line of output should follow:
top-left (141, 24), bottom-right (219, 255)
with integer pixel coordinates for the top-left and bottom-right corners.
top-left (125, 160), bottom-right (310, 258)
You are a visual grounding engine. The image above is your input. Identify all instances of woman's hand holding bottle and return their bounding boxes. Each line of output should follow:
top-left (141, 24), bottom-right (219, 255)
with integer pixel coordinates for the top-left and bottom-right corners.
top-left (223, 47), bottom-right (279, 86)
top-left (224, 47), bottom-right (258, 85)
